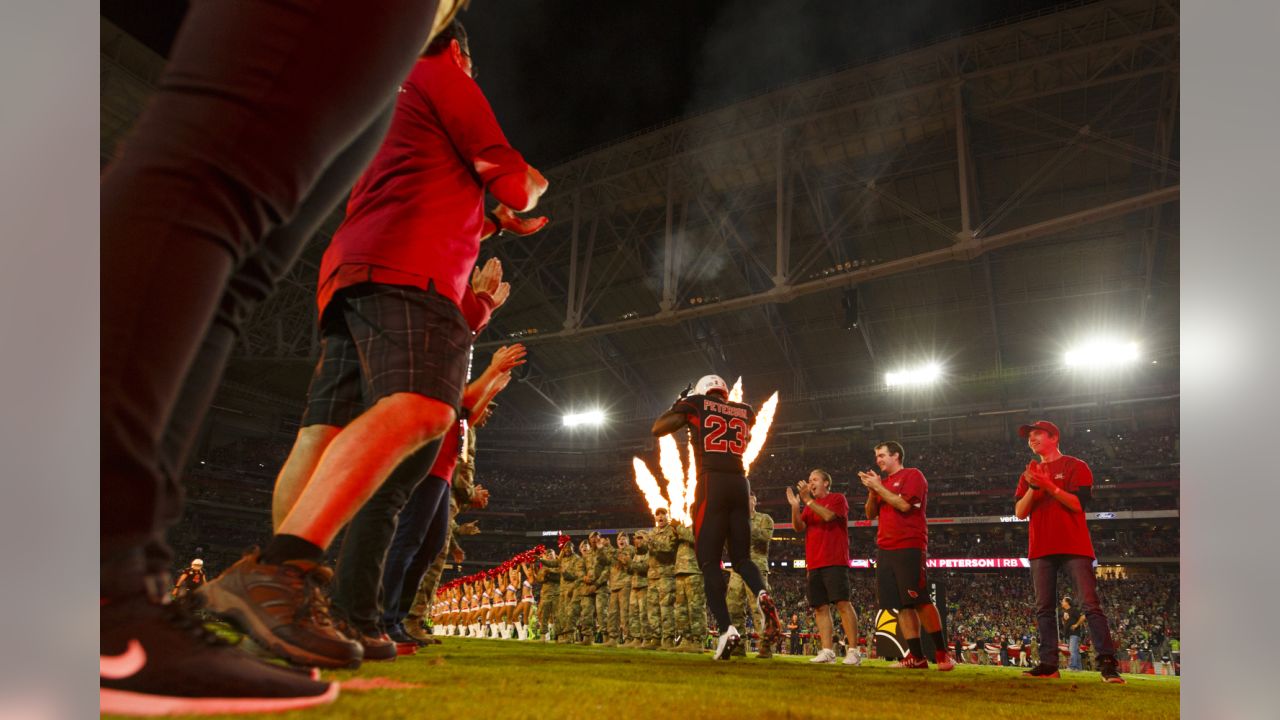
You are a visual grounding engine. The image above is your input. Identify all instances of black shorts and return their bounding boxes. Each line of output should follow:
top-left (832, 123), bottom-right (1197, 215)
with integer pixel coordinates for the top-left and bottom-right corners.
top-left (301, 282), bottom-right (472, 427)
top-left (806, 565), bottom-right (850, 608)
top-left (876, 547), bottom-right (929, 608)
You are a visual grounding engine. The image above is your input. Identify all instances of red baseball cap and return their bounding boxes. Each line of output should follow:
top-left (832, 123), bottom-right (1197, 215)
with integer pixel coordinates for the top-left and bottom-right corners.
top-left (1018, 420), bottom-right (1060, 438)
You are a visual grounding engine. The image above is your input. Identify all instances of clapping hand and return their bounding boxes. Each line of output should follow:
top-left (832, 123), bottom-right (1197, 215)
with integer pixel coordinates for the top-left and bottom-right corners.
top-left (471, 257), bottom-right (511, 310)
top-left (492, 203), bottom-right (549, 237)
top-left (785, 486), bottom-right (800, 508)
top-left (858, 470), bottom-right (882, 491)
top-left (796, 480), bottom-right (813, 505)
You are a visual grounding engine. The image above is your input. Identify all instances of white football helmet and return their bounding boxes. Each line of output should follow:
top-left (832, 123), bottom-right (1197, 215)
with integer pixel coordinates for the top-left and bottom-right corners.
top-left (191, 558), bottom-right (204, 568)
top-left (694, 374), bottom-right (729, 398)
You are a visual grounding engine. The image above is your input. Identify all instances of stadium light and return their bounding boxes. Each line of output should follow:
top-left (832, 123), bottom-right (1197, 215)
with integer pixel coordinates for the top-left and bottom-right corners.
top-left (1064, 339), bottom-right (1140, 369)
top-left (885, 362), bottom-right (942, 388)
top-left (562, 409), bottom-right (605, 428)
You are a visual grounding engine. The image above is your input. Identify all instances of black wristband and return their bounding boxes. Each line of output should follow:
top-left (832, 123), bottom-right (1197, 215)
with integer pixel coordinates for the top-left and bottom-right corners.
top-left (485, 210), bottom-right (504, 236)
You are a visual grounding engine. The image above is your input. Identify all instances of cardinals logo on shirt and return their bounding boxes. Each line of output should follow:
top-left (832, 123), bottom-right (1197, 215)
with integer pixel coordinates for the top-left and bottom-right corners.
top-left (907, 589), bottom-right (919, 599)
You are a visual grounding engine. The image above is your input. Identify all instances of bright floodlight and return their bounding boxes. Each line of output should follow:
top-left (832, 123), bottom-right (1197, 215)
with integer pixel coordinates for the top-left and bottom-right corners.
top-left (563, 409), bottom-right (605, 427)
top-left (885, 362), bottom-right (942, 388)
top-left (1064, 340), bottom-right (1140, 369)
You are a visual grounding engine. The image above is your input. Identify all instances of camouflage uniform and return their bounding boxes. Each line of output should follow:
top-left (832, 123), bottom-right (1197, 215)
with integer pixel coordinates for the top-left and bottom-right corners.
top-left (727, 510), bottom-right (774, 655)
top-left (607, 542), bottom-right (635, 645)
top-left (591, 542), bottom-right (613, 644)
top-left (646, 522), bottom-right (678, 649)
top-left (627, 532), bottom-right (651, 648)
top-left (672, 522), bottom-right (706, 651)
top-left (557, 549), bottom-right (581, 643)
top-left (537, 553), bottom-right (562, 640)
top-left (574, 546), bottom-right (599, 643)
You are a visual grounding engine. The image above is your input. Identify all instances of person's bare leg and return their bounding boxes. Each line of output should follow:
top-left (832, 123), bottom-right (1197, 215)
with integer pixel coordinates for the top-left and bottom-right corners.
top-left (815, 605), bottom-right (835, 651)
top-left (918, 603), bottom-right (943, 633)
top-left (272, 424), bottom-right (341, 529)
top-left (836, 601), bottom-right (860, 647)
top-left (899, 607), bottom-right (921, 640)
top-left (278, 393), bottom-right (455, 548)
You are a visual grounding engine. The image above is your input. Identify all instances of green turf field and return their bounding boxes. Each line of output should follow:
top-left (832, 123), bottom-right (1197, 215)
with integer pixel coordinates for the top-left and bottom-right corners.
top-left (105, 636), bottom-right (1180, 719)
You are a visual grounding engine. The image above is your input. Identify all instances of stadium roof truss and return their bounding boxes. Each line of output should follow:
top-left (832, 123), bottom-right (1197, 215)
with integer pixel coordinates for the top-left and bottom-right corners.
top-left (100, 0), bottom-right (1180, 439)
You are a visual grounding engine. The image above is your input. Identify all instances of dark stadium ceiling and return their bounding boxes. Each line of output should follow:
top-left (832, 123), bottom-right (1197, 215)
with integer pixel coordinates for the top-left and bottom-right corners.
top-left (101, 0), bottom-right (1179, 446)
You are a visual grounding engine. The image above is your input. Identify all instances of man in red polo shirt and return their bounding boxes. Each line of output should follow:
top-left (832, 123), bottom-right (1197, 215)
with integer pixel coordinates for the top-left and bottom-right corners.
top-left (860, 441), bottom-right (954, 671)
top-left (1014, 420), bottom-right (1125, 684)
top-left (200, 21), bottom-right (549, 669)
top-left (787, 469), bottom-right (862, 666)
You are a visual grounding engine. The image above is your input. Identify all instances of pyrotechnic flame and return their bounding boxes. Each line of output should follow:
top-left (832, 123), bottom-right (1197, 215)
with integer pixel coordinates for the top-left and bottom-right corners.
top-left (684, 435), bottom-right (698, 522)
top-left (728, 376), bottom-right (744, 403)
top-left (742, 391), bottom-right (780, 477)
top-left (631, 457), bottom-right (669, 517)
top-left (657, 435), bottom-right (687, 524)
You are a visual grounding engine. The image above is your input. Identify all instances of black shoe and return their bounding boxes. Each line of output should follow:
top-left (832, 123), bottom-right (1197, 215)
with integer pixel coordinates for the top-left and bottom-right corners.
top-left (198, 549), bottom-right (363, 669)
top-left (101, 593), bottom-right (337, 715)
top-left (1099, 656), bottom-right (1127, 684)
top-left (1022, 663), bottom-right (1061, 678)
top-left (387, 623), bottom-right (427, 647)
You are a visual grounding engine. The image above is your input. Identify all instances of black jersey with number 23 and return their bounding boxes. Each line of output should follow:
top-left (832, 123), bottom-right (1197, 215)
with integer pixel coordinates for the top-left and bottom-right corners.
top-left (672, 393), bottom-right (757, 476)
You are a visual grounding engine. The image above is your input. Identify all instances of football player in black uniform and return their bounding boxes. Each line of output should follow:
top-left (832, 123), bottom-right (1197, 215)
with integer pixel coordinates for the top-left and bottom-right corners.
top-left (652, 374), bottom-right (782, 660)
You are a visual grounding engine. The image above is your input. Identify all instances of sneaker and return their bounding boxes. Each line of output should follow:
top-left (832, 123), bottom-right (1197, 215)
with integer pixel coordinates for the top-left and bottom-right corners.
top-left (756, 591), bottom-right (783, 647)
top-left (842, 648), bottom-right (864, 666)
top-left (888, 654), bottom-right (927, 668)
top-left (730, 639), bottom-right (747, 657)
top-left (198, 550), bottom-right (362, 669)
top-left (1022, 663), bottom-right (1061, 678)
top-left (935, 651), bottom-right (956, 671)
top-left (810, 648), bottom-right (837, 664)
top-left (756, 642), bottom-right (773, 659)
top-left (101, 593), bottom-right (337, 716)
top-left (1099, 656), bottom-right (1127, 684)
top-left (713, 626), bottom-right (741, 661)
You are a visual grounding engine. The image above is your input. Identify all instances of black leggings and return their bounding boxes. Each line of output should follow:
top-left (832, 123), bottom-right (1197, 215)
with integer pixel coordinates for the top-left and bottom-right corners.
top-left (693, 472), bottom-right (767, 631)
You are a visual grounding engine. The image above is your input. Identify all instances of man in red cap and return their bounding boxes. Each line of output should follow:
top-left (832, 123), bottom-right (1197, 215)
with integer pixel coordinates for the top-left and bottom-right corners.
top-left (1014, 420), bottom-right (1125, 684)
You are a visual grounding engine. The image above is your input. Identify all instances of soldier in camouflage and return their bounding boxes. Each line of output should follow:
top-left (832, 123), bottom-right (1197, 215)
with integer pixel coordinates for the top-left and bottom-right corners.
top-left (646, 507), bottom-right (678, 650)
top-left (672, 517), bottom-right (707, 653)
top-left (726, 491), bottom-right (775, 658)
top-left (626, 530), bottom-right (651, 649)
top-left (536, 545), bottom-right (562, 642)
top-left (589, 533), bottom-right (611, 645)
top-left (606, 533), bottom-right (634, 647)
top-left (575, 539), bottom-right (599, 645)
top-left (556, 540), bottom-right (580, 643)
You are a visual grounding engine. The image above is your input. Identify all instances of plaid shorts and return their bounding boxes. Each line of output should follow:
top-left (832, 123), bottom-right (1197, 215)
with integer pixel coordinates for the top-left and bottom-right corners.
top-left (301, 282), bottom-right (472, 428)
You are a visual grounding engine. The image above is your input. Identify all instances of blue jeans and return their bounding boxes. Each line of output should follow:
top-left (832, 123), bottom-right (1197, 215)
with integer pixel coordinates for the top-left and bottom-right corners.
top-left (379, 475), bottom-right (452, 629)
top-left (1030, 555), bottom-right (1116, 666)
top-left (1068, 634), bottom-right (1083, 670)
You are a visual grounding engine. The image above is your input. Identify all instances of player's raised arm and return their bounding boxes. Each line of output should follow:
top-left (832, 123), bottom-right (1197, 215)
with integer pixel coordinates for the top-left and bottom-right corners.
top-left (652, 382), bottom-right (694, 437)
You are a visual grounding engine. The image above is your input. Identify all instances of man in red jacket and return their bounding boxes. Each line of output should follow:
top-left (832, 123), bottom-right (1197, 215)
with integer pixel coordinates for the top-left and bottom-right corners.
top-left (1014, 420), bottom-right (1125, 684)
top-left (200, 21), bottom-right (549, 670)
top-left (860, 441), bottom-right (954, 671)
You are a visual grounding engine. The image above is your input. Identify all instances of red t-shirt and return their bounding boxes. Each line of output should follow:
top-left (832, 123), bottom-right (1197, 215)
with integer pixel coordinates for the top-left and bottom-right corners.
top-left (316, 52), bottom-right (530, 319)
top-left (801, 492), bottom-right (850, 569)
top-left (876, 467), bottom-right (928, 551)
top-left (1014, 455), bottom-right (1095, 558)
